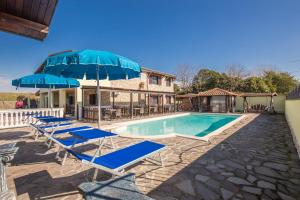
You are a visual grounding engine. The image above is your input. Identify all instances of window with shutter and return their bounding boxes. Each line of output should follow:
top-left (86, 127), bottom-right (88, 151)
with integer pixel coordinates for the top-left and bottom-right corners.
top-left (149, 75), bottom-right (161, 85)
top-left (166, 78), bottom-right (171, 86)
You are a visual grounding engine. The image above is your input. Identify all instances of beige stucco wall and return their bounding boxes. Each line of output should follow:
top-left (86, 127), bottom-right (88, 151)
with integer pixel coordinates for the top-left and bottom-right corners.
top-left (236, 95), bottom-right (286, 113)
top-left (285, 99), bottom-right (300, 157)
top-left (108, 73), bottom-right (174, 92)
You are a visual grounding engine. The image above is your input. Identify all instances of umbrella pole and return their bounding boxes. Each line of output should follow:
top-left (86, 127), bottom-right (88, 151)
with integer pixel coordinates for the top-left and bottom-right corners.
top-left (96, 67), bottom-right (101, 128)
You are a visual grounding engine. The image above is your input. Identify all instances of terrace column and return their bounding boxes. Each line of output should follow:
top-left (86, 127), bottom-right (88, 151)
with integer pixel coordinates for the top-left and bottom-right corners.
top-left (243, 97), bottom-right (249, 113)
top-left (130, 92), bottom-right (133, 119)
top-left (58, 90), bottom-right (66, 110)
top-left (162, 95), bottom-right (164, 114)
top-left (198, 96), bottom-right (202, 112)
top-left (229, 96), bottom-right (232, 113)
top-left (112, 91), bottom-right (115, 109)
top-left (226, 96), bottom-right (231, 112)
top-left (144, 93), bottom-right (147, 109)
top-left (174, 95), bottom-right (176, 112)
top-left (232, 96), bottom-right (236, 113)
top-left (148, 93), bottom-right (151, 115)
top-left (75, 87), bottom-right (83, 120)
top-left (270, 95), bottom-right (274, 113)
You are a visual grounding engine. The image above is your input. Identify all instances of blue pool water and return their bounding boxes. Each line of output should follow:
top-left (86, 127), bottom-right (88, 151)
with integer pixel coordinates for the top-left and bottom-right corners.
top-left (117, 114), bottom-right (240, 137)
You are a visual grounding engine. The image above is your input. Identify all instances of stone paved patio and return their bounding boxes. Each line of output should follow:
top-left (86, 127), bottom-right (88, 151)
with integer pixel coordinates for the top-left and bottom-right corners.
top-left (0, 114), bottom-right (300, 199)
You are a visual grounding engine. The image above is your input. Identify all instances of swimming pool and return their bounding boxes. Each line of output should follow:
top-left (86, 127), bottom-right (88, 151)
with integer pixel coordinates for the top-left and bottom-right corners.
top-left (114, 113), bottom-right (242, 140)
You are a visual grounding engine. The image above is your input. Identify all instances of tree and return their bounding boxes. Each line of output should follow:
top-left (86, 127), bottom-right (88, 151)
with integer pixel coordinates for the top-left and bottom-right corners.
top-left (263, 70), bottom-right (298, 94)
top-left (175, 64), bottom-right (196, 94)
top-left (241, 77), bottom-right (270, 93)
top-left (192, 69), bottom-right (226, 92)
top-left (225, 64), bottom-right (249, 78)
top-left (173, 83), bottom-right (181, 94)
top-left (224, 64), bottom-right (248, 91)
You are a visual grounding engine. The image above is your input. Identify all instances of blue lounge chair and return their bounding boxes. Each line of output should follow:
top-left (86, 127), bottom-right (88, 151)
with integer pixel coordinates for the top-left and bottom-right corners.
top-left (41, 126), bottom-right (93, 148)
top-left (33, 117), bottom-right (74, 140)
top-left (39, 117), bottom-right (73, 124)
top-left (52, 129), bottom-right (118, 165)
top-left (34, 116), bottom-right (55, 119)
top-left (29, 115), bottom-right (55, 128)
top-left (68, 141), bottom-right (165, 176)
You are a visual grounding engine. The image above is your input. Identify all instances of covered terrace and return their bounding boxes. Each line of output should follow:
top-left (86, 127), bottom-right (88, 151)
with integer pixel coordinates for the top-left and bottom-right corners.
top-left (81, 86), bottom-right (177, 121)
top-left (239, 92), bottom-right (278, 113)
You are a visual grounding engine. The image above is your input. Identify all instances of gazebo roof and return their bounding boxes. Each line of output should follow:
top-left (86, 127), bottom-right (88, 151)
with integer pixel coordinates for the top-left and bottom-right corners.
top-left (0, 0), bottom-right (58, 40)
top-left (238, 92), bottom-right (278, 97)
top-left (198, 88), bottom-right (238, 96)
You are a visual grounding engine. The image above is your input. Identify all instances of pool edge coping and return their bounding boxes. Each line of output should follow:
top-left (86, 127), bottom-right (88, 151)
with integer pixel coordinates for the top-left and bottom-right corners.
top-left (108, 112), bottom-right (246, 141)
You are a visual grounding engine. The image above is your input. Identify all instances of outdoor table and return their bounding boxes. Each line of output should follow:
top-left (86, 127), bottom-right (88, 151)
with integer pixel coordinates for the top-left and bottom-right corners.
top-left (104, 108), bottom-right (116, 120)
top-left (120, 106), bottom-right (130, 116)
top-left (149, 106), bottom-right (157, 114)
top-left (133, 107), bottom-right (141, 116)
top-left (164, 105), bottom-right (171, 112)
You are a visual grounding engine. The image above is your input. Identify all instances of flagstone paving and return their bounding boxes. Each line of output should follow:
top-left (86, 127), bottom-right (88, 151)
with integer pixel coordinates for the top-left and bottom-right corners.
top-left (0, 113), bottom-right (299, 199)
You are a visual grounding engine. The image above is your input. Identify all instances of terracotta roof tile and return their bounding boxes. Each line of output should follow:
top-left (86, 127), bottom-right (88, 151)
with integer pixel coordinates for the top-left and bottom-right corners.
top-left (198, 88), bottom-right (238, 96)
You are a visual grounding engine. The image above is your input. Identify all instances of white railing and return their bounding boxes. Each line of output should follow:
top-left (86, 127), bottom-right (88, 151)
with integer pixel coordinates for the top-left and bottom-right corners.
top-left (0, 108), bottom-right (64, 129)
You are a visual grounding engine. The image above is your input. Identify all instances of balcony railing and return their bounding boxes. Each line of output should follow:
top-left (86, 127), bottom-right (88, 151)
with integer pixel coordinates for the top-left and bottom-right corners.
top-left (0, 108), bottom-right (64, 129)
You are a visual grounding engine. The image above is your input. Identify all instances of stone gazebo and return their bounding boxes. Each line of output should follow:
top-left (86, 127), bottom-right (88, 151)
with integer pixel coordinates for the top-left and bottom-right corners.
top-left (177, 88), bottom-right (238, 113)
top-left (197, 88), bottom-right (238, 113)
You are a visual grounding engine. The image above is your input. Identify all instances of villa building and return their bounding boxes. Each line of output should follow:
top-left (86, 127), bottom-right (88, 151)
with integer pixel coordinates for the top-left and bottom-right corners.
top-left (38, 67), bottom-right (176, 120)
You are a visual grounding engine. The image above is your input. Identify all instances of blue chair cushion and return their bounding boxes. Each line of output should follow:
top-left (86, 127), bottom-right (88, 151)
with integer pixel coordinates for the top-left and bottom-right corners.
top-left (34, 116), bottom-right (54, 119)
top-left (40, 117), bottom-right (72, 123)
top-left (57, 137), bottom-right (88, 147)
top-left (68, 141), bottom-right (165, 170)
top-left (70, 129), bottom-right (117, 140)
top-left (39, 123), bottom-right (73, 129)
top-left (52, 126), bottom-right (92, 135)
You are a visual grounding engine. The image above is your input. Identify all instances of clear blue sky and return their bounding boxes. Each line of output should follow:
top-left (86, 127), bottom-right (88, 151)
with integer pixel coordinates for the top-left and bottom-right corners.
top-left (1, 0), bottom-right (300, 92)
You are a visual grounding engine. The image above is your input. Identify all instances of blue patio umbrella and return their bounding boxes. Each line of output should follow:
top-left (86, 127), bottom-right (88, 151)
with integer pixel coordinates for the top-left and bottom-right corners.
top-left (12, 73), bottom-right (80, 109)
top-left (41, 50), bottom-right (141, 127)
